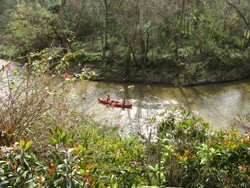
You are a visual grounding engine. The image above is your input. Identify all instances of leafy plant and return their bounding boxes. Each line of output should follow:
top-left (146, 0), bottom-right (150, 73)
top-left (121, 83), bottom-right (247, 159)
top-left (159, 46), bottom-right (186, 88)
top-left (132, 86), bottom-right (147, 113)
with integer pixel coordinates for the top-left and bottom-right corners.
top-left (149, 108), bottom-right (250, 187)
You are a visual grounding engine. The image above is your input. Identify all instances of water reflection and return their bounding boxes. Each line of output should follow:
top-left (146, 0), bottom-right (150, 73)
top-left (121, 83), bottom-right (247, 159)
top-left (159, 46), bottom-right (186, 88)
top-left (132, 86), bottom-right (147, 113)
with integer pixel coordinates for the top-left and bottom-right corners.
top-left (72, 79), bottom-right (250, 134)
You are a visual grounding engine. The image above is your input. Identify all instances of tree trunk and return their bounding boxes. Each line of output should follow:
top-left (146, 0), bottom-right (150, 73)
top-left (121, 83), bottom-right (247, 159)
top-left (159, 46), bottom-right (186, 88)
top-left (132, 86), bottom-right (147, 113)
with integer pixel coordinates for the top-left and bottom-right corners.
top-left (102, 0), bottom-right (109, 61)
top-left (125, 46), bottom-right (132, 75)
top-left (139, 0), bottom-right (146, 65)
top-left (75, 0), bottom-right (86, 36)
top-left (60, 0), bottom-right (67, 26)
top-left (105, 0), bottom-right (108, 49)
top-left (124, 35), bottom-right (131, 75)
top-left (180, 0), bottom-right (185, 34)
top-left (244, 34), bottom-right (250, 49)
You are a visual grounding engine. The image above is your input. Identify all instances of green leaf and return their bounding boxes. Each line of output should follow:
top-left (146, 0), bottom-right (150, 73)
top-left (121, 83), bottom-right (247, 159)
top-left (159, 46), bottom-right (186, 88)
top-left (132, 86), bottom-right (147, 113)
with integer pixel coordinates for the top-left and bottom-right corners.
top-left (30, 152), bottom-right (37, 161)
top-left (17, 166), bottom-right (22, 173)
top-left (15, 155), bottom-right (22, 160)
top-left (80, 169), bottom-right (85, 175)
top-left (20, 140), bottom-right (25, 148)
top-left (14, 177), bottom-right (21, 186)
top-left (56, 129), bottom-right (61, 136)
top-left (148, 165), bottom-right (158, 172)
top-left (22, 171), bottom-right (29, 178)
top-left (25, 141), bottom-right (33, 151)
top-left (51, 138), bottom-right (58, 144)
top-left (13, 69), bottom-right (19, 75)
top-left (57, 164), bottom-right (64, 169)
top-left (0, 180), bottom-right (9, 185)
top-left (60, 131), bottom-right (67, 140)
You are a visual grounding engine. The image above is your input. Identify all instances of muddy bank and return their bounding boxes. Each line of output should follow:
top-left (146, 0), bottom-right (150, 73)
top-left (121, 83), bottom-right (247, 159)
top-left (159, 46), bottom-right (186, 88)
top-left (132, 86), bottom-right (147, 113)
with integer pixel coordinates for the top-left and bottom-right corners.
top-left (90, 61), bottom-right (250, 86)
top-left (2, 58), bottom-right (250, 86)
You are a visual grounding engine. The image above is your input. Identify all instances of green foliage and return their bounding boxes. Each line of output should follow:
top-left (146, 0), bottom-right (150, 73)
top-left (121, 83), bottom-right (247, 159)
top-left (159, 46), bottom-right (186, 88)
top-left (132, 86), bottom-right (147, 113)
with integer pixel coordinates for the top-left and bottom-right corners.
top-left (2, 2), bottom-right (73, 59)
top-left (0, 142), bottom-right (43, 187)
top-left (0, 69), bottom-right (146, 187)
top-left (207, 49), bottom-right (246, 71)
top-left (22, 48), bottom-right (100, 81)
top-left (1, 0), bottom-right (249, 84)
top-left (0, 125), bottom-right (147, 187)
top-left (77, 124), bottom-right (145, 187)
top-left (74, 49), bottom-right (102, 64)
top-left (6, 4), bottom-right (56, 53)
top-left (0, 45), bottom-right (20, 60)
top-left (55, 48), bottom-right (102, 72)
top-left (148, 108), bottom-right (250, 187)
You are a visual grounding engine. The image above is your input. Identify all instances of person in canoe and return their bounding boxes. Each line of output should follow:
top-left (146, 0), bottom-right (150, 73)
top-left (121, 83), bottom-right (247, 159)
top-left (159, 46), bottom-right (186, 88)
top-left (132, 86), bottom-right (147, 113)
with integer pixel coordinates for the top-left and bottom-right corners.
top-left (107, 95), bottom-right (110, 103)
top-left (122, 97), bottom-right (126, 107)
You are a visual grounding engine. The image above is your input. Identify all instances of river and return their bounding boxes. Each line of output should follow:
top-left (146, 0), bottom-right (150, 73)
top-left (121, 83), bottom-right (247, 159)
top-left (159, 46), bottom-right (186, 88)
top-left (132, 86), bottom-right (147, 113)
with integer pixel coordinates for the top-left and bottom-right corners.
top-left (71, 79), bottom-right (250, 135)
top-left (1, 59), bottom-right (250, 135)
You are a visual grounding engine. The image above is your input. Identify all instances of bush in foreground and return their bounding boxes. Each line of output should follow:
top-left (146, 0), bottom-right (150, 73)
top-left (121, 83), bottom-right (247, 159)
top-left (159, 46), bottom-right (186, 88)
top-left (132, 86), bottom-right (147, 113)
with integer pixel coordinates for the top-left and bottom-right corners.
top-left (0, 64), bottom-right (249, 187)
top-left (1, 109), bottom-right (249, 187)
top-left (0, 126), bottom-right (146, 187)
top-left (148, 109), bottom-right (250, 187)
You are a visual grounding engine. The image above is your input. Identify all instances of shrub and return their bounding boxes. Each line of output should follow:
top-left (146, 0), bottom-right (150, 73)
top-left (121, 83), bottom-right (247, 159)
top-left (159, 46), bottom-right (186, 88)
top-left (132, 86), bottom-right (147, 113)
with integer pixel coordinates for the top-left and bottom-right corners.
top-left (3, 3), bottom-right (73, 59)
top-left (0, 65), bottom-right (53, 146)
top-left (0, 124), bottom-right (147, 187)
top-left (149, 108), bottom-right (250, 187)
top-left (58, 48), bottom-right (102, 67)
top-left (25, 47), bottom-right (102, 75)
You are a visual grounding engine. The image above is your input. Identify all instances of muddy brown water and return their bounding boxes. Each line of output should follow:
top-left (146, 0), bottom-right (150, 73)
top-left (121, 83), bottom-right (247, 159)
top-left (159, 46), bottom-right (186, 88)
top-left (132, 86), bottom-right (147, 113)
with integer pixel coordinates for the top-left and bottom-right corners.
top-left (1, 60), bottom-right (250, 135)
top-left (72, 79), bottom-right (250, 135)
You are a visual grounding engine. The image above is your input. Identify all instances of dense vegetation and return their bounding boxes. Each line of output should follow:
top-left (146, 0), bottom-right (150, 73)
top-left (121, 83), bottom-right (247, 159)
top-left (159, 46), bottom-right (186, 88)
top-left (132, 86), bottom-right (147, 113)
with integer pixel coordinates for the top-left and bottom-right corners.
top-left (0, 65), bottom-right (250, 187)
top-left (0, 0), bottom-right (250, 84)
top-left (0, 1), bottom-right (250, 187)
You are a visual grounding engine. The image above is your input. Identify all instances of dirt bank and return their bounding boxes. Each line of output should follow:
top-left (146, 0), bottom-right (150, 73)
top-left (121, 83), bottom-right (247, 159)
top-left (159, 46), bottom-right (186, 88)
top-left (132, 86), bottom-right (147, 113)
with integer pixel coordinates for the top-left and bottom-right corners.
top-left (90, 61), bottom-right (250, 86)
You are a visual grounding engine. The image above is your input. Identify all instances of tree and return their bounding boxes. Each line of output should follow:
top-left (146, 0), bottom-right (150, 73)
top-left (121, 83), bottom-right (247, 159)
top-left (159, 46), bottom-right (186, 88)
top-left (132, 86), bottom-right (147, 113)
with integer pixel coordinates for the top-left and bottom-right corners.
top-left (225, 0), bottom-right (250, 49)
top-left (100, 0), bottom-right (122, 61)
top-left (139, 0), bottom-right (146, 65)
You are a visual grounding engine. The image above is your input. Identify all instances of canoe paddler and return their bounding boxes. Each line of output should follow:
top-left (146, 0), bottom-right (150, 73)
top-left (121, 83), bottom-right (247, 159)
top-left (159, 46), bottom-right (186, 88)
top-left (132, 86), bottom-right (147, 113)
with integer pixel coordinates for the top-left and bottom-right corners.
top-left (122, 97), bottom-right (126, 107)
top-left (107, 95), bottom-right (110, 103)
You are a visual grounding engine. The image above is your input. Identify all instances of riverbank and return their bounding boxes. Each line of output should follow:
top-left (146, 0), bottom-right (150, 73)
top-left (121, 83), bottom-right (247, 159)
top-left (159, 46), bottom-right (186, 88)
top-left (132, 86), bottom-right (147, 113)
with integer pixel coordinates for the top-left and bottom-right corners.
top-left (2, 57), bottom-right (250, 86)
top-left (89, 60), bottom-right (250, 86)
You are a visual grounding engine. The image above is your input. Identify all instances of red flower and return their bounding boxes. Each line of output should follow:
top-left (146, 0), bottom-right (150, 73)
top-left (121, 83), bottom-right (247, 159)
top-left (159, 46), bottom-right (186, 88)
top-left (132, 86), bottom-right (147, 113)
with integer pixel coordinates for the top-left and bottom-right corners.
top-left (64, 73), bottom-right (72, 79)
top-left (4, 64), bottom-right (12, 70)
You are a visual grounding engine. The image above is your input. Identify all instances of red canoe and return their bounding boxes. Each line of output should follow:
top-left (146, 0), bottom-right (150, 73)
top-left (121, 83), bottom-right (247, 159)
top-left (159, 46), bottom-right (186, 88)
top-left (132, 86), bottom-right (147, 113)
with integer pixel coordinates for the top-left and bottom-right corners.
top-left (98, 98), bottom-right (132, 109)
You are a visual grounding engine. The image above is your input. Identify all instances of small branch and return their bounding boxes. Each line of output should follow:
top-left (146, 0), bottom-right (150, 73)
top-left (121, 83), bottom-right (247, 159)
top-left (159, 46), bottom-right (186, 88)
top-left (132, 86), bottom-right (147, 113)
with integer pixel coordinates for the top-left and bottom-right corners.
top-left (226, 0), bottom-right (249, 29)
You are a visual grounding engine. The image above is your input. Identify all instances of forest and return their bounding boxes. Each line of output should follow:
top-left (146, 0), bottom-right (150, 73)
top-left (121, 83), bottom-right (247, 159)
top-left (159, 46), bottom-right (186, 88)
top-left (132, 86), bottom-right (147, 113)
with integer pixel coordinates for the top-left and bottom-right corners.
top-left (0, 0), bottom-right (250, 187)
top-left (0, 0), bottom-right (249, 84)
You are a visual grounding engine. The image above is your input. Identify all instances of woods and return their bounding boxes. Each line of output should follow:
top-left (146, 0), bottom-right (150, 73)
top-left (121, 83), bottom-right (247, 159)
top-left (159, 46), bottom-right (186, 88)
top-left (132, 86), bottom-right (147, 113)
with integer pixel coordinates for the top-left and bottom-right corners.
top-left (0, 0), bottom-right (249, 82)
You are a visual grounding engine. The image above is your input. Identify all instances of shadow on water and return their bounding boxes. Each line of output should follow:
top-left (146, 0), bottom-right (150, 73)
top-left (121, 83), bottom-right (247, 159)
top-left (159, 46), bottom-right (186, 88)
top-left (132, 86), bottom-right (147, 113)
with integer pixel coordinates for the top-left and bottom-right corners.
top-left (72, 79), bottom-right (250, 134)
